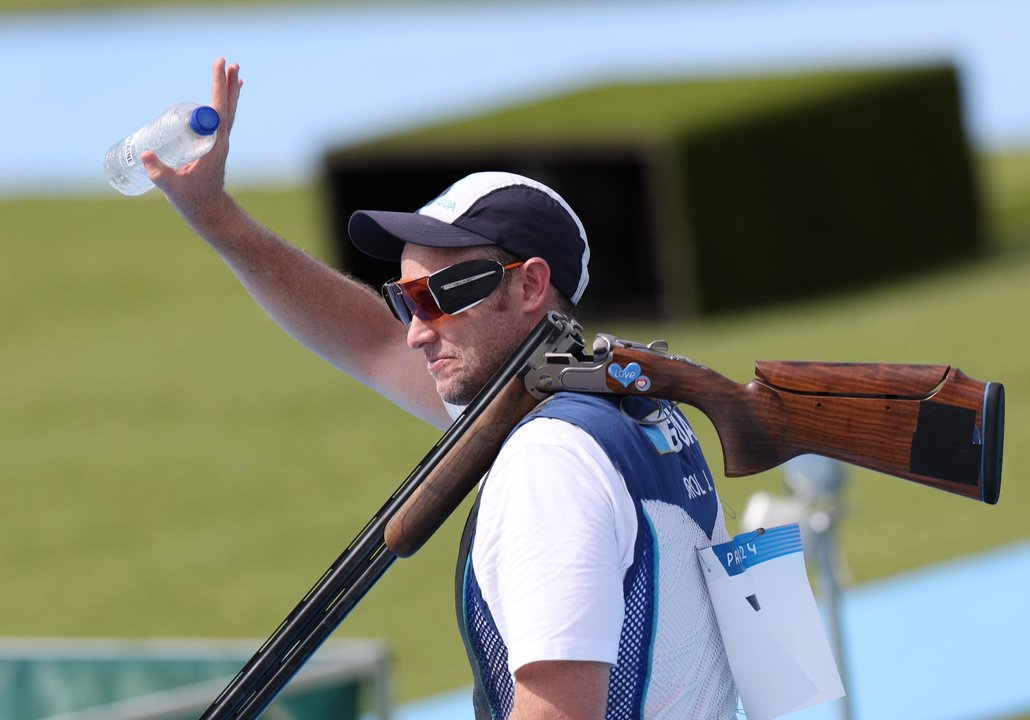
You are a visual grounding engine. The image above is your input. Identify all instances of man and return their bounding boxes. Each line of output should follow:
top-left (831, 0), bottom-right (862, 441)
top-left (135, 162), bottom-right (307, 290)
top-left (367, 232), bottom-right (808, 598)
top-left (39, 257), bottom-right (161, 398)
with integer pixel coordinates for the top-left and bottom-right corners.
top-left (144, 58), bottom-right (738, 719)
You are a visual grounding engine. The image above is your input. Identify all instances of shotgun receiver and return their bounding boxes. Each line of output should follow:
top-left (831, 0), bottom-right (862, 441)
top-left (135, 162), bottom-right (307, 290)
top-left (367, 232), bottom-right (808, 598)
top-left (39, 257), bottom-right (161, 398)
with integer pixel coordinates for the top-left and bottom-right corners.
top-left (203, 312), bottom-right (1003, 718)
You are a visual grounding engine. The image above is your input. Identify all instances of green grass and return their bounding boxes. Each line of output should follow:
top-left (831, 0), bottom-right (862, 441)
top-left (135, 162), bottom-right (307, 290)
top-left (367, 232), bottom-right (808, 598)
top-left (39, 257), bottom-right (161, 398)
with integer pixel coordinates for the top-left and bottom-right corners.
top-left (980, 148), bottom-right (1030, 250)
top-left (1, 151), bottom-right (1029, 705)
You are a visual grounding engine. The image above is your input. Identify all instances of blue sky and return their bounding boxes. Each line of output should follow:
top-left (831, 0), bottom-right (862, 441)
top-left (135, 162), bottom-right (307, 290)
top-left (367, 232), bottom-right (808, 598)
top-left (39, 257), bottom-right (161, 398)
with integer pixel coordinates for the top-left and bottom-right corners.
top-left (2, 0), bottom-right (1028, 196)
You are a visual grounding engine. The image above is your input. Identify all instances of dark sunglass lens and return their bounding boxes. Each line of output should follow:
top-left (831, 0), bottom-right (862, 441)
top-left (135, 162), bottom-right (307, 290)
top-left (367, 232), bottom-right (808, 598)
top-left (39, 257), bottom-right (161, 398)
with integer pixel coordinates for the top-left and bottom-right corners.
top-left (428, 260), bottom-right (504, 315)
top-left (382, 283), bottom-right (412, 324)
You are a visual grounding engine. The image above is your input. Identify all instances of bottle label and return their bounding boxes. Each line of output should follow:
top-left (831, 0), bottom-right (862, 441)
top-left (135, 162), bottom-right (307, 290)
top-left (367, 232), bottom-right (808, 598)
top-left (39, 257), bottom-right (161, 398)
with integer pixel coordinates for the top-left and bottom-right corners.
top-left (122, 131), bottom-right (141, 168)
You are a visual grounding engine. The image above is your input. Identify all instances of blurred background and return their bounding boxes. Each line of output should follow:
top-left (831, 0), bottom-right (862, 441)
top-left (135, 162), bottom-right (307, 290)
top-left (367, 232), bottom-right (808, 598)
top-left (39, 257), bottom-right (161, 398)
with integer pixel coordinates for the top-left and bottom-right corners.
top-left (1, 1), bottom-right (1027, 719)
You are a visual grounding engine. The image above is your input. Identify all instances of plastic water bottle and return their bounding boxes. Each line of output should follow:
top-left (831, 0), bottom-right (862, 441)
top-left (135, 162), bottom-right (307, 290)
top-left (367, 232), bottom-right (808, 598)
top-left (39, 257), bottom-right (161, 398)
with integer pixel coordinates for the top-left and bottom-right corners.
top-left (104, 102), bottom-right (220, 196)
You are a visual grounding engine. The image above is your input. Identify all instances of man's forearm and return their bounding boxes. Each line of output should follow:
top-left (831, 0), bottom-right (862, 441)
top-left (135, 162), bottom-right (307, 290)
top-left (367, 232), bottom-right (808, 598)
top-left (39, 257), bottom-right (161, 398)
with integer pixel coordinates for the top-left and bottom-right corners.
top-left (140, 59), bottom-right (447, 428)
top-left (178, 191), bottom-right (448, 427)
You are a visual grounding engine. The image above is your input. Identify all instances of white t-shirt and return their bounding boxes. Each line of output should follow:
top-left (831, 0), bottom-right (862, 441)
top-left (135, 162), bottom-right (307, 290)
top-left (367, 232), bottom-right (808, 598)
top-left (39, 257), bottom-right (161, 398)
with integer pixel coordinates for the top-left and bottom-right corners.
top-left (471, 417), bottom-right (638, 673)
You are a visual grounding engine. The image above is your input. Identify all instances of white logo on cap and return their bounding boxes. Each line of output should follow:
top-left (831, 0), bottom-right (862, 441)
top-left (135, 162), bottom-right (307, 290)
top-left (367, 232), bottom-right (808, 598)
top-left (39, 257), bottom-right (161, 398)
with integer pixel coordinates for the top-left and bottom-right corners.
top-left (419, 171), bottom-right (551, 224)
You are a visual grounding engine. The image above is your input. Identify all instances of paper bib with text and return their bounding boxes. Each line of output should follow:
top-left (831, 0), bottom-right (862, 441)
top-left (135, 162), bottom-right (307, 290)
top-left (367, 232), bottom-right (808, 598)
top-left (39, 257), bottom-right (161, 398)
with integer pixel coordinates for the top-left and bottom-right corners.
top-left (697, 524), bottom-right (845, 720)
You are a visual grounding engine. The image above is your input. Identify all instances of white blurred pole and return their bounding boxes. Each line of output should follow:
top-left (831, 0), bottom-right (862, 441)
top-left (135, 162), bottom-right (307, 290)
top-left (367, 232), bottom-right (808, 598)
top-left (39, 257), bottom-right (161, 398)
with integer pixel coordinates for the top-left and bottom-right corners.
top-left (806, 509), bottom-right (851, 720)
top-left (782, 455), bottom-right (852, 720)
top-left (742, 455), bottom-right (854, 720)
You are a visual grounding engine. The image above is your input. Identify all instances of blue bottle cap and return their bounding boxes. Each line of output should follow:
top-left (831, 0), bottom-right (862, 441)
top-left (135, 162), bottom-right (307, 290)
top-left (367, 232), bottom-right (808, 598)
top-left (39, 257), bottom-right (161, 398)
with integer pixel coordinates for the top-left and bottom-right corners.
top-left (189, 106), bottom-right (220, 136)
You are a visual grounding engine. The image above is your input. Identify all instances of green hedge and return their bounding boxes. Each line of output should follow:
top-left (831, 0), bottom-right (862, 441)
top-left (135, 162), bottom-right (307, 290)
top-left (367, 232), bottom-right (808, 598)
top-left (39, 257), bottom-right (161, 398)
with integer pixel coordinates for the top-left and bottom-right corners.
top-left (326, 65), bottom-right (982, 318)
top-left (675, 65), bottom-right (982, 312)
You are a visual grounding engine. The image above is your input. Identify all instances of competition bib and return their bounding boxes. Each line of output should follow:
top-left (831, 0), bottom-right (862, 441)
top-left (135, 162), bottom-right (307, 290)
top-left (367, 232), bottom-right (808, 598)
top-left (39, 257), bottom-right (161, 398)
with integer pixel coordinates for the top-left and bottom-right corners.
top-left (697, 524), bottom-right (845, 720)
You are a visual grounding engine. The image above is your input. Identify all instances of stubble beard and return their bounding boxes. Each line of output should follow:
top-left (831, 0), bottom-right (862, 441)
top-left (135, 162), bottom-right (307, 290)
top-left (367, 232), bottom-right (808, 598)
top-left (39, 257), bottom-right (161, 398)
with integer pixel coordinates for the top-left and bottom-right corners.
top-left (440, 375), bottom-right (482, 407)
top-left (438, 292), bottom-right (524, 406)
top-left (438, 331), bottom-right (522, 406)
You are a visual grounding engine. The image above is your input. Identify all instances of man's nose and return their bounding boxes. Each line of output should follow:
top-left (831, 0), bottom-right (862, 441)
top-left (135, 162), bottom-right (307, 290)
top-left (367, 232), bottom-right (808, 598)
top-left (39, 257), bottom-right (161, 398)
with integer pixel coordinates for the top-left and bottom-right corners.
top-left (406, 314), bottom-right (437, 350)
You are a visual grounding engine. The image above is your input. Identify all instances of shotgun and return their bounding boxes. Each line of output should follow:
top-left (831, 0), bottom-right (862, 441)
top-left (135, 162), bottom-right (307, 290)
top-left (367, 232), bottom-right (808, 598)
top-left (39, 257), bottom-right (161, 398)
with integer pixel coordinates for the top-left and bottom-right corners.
top-left (387, 313), bottom-right (1004, 556)
top-left (202, 312), bottom-right (1004, 718)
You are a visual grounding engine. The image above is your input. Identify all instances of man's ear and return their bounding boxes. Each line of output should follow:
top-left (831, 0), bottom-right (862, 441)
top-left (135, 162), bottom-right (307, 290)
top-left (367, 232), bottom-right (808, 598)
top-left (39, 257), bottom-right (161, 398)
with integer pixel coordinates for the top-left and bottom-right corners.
top-left (517, 257), bottom-right (553, 313)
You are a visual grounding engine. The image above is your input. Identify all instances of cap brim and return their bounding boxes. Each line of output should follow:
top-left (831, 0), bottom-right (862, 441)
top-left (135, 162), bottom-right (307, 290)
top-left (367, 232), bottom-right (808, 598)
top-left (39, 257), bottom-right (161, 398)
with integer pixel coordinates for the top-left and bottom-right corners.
top-left (349, 210), bottom-right (494, 262)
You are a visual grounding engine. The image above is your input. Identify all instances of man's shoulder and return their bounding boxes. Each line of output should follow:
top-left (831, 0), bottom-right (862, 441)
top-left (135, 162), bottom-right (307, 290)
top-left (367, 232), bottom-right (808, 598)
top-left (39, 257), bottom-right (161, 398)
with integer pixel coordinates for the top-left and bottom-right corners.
top-left (487, 410), bottom-right (623, 501)
top-left (528, 391), bottom-right (621, 422)
top-left (506, 410), bottom-right (604, 453)
top-left (526, 391), bottom-right (672, 442)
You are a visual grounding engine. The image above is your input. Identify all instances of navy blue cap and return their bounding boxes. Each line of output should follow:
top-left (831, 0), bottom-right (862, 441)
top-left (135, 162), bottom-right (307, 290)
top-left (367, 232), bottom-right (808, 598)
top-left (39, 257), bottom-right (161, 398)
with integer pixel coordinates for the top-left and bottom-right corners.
top-left (349, 171), bottom-right (591, 304)
top-left (189, 106), bottom-right (220, 136)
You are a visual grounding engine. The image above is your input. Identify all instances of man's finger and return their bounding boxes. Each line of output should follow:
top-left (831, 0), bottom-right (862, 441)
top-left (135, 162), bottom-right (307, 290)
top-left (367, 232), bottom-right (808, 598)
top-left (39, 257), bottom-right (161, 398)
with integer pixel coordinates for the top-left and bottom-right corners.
top-left (225, 62), bottom-right (242, 131)
top-left (141, 151), bottom-right (172, 187)
top-left (211, 57), bottom-right (227, 112)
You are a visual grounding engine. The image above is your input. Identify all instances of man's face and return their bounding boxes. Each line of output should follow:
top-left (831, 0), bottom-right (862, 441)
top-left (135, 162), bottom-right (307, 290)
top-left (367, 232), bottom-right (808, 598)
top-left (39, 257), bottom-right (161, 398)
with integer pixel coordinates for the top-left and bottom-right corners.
top-left (400, 243), bottom-right (532, 405)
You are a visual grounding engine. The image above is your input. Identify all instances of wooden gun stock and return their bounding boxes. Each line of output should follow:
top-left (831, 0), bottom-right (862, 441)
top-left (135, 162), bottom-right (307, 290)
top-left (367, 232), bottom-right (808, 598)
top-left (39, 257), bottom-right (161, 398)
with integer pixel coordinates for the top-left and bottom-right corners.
top-left (607, 349), bottom-right (1005, 504)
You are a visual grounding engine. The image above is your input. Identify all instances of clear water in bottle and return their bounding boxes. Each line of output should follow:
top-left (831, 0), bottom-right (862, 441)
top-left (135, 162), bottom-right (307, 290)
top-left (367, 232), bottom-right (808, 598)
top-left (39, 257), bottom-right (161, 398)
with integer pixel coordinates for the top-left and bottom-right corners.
top-left (104, 102), bottom-right (220, 196)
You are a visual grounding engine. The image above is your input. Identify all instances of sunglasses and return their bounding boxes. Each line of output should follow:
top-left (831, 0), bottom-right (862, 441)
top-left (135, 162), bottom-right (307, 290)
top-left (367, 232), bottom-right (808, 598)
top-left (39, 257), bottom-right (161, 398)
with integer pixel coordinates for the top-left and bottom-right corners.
top-left (382, 259), bottom-right (525, 325)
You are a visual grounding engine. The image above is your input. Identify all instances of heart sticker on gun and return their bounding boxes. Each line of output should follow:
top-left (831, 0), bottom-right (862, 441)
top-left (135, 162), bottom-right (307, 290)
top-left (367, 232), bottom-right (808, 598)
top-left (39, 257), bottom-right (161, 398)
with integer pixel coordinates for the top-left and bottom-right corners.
top-left (608, 362), bottom-right (642, 388)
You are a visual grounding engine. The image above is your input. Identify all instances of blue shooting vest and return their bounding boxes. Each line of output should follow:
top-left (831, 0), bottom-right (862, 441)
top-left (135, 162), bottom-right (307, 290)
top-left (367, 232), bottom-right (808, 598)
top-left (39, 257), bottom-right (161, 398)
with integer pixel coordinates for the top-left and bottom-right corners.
top-left (455, 392), bottom-right (722, 719)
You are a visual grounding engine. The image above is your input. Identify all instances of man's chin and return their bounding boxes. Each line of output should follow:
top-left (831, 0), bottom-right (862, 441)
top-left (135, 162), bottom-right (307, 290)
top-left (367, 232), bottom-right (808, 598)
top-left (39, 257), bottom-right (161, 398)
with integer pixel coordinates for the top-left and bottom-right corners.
top-left (439, 390), bottom-right (477, 406)
top-left (438, 379), bottom-right (482, 407)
